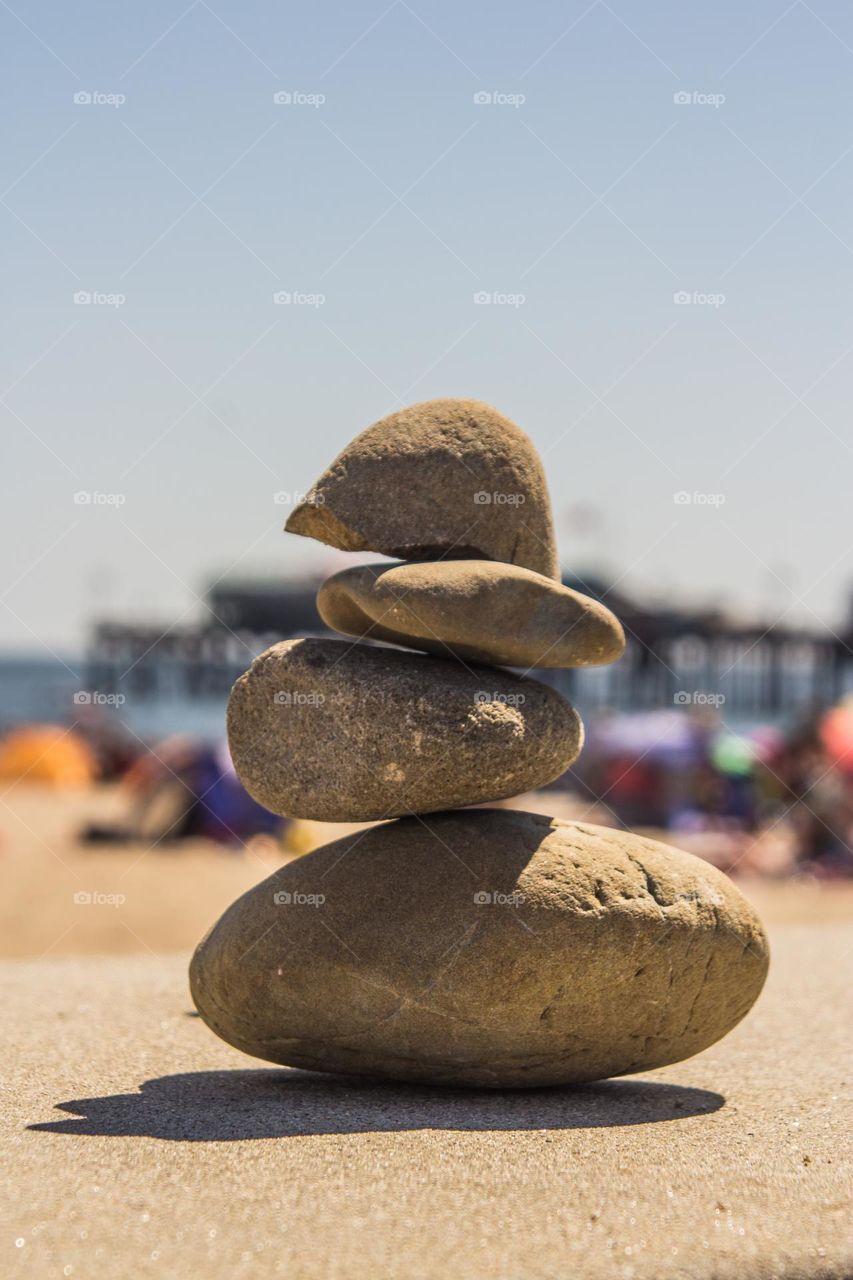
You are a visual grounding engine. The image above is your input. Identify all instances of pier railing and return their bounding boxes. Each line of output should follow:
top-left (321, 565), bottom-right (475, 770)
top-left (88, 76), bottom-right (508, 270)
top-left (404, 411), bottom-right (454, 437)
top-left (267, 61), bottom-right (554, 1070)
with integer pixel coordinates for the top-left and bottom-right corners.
top-left (85, 578), bottom-right (853, 719)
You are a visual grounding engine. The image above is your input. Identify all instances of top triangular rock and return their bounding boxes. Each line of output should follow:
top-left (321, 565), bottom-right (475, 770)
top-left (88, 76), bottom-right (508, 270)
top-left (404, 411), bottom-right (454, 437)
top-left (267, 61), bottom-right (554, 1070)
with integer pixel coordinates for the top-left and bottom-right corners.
top-left (285, 398), bottom-right (560, 579)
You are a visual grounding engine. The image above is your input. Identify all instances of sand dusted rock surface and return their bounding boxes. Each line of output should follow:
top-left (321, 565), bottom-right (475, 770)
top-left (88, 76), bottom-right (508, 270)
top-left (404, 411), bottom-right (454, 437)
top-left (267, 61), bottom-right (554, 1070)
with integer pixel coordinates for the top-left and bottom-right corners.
top-left (317, 559), bottom-right (626, 667)
top-left (190, 811), bottom-right (769, 1088)
top-left (285, 398), bottom-right (560, 578)
top-left (226, 639), bottom-right (582, 821)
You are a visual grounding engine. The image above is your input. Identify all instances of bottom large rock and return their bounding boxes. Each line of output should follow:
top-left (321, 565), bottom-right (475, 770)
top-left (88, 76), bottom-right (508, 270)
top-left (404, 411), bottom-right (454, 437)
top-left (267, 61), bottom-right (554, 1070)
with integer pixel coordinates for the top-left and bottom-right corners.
top-left (190, 811), bottom-right (769, 1088)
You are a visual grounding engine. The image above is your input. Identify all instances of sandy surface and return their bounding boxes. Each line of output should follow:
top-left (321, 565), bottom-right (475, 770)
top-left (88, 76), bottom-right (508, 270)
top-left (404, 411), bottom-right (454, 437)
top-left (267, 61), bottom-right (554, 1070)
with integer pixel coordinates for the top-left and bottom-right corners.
top-left (1, 785), bottom-right (851, 1277)
top-left (2, 924), bottom-right (850, 1279)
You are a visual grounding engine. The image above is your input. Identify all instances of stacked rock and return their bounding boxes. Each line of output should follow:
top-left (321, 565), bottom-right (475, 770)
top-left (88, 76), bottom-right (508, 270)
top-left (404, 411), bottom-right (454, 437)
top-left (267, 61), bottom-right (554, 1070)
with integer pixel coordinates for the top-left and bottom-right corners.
top-left (191, 398), bottom-right (769, 1088)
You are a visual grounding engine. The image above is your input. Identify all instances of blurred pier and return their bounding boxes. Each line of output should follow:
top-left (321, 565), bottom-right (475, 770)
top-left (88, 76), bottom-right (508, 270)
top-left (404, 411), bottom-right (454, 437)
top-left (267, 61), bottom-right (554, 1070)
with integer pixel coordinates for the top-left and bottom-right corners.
top-left (85, 575), bottom-right (853, 718)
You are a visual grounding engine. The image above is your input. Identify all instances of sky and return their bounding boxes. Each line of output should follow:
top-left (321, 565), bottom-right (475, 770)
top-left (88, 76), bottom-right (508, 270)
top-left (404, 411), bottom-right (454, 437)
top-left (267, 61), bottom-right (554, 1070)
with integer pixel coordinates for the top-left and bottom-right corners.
top-left (2, 0), bottom-right (853, 656)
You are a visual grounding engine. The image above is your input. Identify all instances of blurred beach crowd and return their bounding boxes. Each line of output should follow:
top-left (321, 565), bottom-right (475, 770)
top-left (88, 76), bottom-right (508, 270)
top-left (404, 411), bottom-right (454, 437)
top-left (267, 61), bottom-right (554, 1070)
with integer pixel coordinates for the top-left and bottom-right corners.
top-left (576, 704), bottom-right (853, 878)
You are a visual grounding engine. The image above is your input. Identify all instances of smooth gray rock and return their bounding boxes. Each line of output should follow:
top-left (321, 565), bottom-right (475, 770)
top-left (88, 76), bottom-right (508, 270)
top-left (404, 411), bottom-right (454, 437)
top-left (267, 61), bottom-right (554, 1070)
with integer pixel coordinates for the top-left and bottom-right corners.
top-left (191, 810), bottom-right (770, 1088)
top-left (317, 559), bottom-right (625, 668)
top-left (285, 398), bottom-right (560, 579)
top-left (227, 639), bottom-right (582, 820)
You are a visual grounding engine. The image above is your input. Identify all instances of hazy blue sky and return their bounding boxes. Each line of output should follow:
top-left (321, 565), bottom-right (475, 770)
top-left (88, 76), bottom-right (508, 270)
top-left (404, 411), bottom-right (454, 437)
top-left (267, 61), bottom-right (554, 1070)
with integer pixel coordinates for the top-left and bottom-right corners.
top-left (3, 0), bottom-right (853, 654)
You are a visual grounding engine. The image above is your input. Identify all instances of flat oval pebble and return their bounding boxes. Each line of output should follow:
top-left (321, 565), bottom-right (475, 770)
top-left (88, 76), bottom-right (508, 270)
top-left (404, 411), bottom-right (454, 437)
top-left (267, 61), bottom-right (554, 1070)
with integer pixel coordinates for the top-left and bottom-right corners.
top-left (286, 397), bottom-right (560, 579)
top-left (227, 639), bottom-right (582, 821)
top-left (190, 810), bottom-right (770, 1088)
top-left (317, 560), bottom-right (625, 668)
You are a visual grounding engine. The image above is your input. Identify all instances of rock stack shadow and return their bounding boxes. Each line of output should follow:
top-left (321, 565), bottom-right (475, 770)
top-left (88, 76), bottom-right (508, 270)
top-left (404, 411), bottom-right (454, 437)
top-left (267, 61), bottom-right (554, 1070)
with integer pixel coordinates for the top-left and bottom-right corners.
top-left (31, 1072), bottom-right (726, 1141)
top-left (191, 398), bottom-right (770, 1089)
